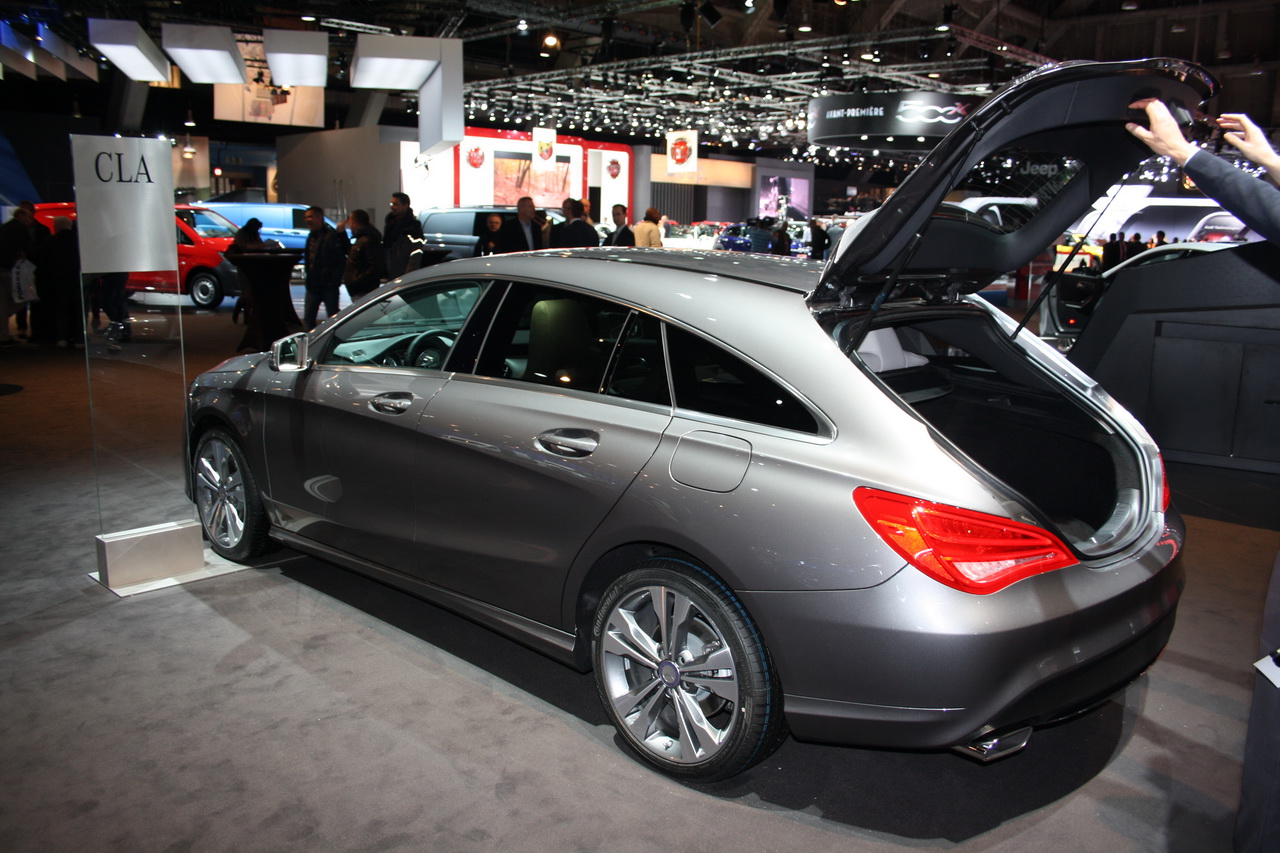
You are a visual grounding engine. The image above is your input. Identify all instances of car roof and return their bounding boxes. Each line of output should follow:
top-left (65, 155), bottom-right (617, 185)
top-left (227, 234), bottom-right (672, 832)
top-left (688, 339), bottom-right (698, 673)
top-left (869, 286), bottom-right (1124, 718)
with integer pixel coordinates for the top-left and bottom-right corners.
top-left (430, 249), bottom-right (822, 333)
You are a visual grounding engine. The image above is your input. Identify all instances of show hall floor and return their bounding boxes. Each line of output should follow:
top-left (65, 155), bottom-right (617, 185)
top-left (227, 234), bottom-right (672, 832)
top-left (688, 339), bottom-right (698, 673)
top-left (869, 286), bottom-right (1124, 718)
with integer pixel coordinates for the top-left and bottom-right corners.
top-left (2, 305), bottom-right (1278, 852)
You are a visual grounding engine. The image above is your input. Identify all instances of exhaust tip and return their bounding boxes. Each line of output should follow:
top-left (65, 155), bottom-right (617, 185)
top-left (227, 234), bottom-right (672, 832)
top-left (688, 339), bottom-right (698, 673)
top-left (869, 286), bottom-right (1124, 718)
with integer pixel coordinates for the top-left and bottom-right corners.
top-left (952, 725), bottom-right (1033, 763)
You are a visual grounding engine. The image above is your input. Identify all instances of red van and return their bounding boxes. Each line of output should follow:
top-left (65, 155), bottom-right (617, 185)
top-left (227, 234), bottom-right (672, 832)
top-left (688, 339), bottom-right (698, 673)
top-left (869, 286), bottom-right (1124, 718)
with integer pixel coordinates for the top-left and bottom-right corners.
top-left (33, 203), bottom-right (243, 308)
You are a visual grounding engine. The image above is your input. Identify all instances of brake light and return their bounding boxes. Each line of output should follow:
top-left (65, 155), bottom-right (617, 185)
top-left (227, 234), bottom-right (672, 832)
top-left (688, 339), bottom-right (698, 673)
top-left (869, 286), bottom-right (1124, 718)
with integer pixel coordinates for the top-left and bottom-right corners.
top-left (1159, 455), bottom-right (1170, 512)
top-left (853, 487), bottom-right (1078, 594)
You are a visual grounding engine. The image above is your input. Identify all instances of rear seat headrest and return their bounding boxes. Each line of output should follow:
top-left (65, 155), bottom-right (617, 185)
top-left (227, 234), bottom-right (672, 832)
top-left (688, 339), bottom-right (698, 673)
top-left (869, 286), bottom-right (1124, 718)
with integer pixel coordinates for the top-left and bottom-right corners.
top-left (858, 328), bottom-right (929, 373)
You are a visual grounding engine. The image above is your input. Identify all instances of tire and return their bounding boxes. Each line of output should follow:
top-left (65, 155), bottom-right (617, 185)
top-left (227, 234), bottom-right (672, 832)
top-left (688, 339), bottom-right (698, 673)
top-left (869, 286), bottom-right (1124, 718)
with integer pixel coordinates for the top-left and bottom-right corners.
top-left (192, 429), bottom-right (270, 561)
top-left (189, 271), bottom-right (223, 308)
top-left (592, 559), bottom-right (787, 781)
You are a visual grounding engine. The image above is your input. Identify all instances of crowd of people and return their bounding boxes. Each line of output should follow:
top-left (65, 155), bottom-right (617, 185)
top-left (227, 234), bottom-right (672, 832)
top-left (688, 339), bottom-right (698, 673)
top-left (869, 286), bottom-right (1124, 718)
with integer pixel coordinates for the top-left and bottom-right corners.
top-left (6, 102), bottom-right (1277, 345)
top-left (0, 201), bottom-right (83, 348)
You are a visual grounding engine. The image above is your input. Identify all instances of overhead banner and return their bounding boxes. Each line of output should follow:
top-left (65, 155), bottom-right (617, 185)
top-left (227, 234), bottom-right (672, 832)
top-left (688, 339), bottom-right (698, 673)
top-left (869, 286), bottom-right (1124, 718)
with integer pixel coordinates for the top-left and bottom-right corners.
top-left (71, 135), bottom-right (176, 275)
top-left (532, 127), bottom-right (557, 175)
top-left (665, 130), bottom-right (698, 174)
top-left (807, 91), bottom-right (985, 148)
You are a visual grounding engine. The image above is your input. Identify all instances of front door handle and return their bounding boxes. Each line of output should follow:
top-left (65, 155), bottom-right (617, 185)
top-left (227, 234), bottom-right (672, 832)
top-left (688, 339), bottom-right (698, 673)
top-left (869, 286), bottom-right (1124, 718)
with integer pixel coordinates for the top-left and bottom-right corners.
top-left (536, 428), bottom-right (600, 457)
top-left (369, 392), bottom-right (414, 415)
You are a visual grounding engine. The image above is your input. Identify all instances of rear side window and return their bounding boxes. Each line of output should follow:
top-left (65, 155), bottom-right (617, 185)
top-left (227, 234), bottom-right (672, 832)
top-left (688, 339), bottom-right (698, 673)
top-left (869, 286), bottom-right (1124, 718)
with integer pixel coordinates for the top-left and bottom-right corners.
top-left (422, 211), bottom-right (473, 235)
top-left (475, 283), bottom-right (630, 393)
top-left (665, 325), bottom-right (818, 433)
top-left (291, 208), bottom-right (308, 229)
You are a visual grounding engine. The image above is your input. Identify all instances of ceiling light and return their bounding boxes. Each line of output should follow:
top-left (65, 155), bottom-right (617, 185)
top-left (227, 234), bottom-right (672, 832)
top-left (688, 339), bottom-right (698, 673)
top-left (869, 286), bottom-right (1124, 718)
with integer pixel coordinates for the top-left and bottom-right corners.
top-left (517, 20), bottom-right (529, 33)
top-left (350, 33), bottom-right (440, 89)
top-left (36, 23), bottom-right (98, 81)
top-left (0, 22), bottom-right (37, 79)
top-left (88, 18), bottom-right (170, 82)
top-left (184, 109), bottom-right (196, 127)
top-left (162, 23), bottom-right (247, 84)
top-left (543, 33), bottom-right (559, 48)
top-left (301, 15), bottom-right (316, 23)
top-left (320, 18), bottom-right (393, 35)
top-left (263, 28), bottom-right (328, 86)
top-left (1171, 21), bottom-right (1187, 33)
top-left (1121, 1), bottom-right (1138, 9)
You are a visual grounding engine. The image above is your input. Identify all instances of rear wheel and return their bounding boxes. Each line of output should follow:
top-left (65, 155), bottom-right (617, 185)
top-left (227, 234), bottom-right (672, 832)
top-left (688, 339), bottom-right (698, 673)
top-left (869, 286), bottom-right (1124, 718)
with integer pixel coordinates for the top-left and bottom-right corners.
top-left (592, 559), bottom-right (787, 781)
top-left (189, 271), bottom-right (223, 308)
top-left (193, 429), bottom-right (270, 561)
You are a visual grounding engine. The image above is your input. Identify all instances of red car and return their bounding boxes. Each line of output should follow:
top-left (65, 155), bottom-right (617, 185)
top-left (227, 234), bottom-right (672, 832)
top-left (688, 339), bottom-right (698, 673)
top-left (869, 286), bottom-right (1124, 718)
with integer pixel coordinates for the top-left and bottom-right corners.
top-left (33, 203), bottom-right (243, 308)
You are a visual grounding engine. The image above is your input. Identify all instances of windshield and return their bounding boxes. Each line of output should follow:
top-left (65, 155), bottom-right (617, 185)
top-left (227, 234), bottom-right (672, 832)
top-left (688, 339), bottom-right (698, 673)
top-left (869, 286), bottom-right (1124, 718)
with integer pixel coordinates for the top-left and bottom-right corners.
top-left (180, 208), bottom-right (239, 239)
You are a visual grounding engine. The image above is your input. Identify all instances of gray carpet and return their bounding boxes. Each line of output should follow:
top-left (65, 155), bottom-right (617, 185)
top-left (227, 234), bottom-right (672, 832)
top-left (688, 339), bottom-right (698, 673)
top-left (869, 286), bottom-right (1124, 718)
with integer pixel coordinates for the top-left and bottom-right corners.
top-left (1, 306), bottom-right (1277, 852)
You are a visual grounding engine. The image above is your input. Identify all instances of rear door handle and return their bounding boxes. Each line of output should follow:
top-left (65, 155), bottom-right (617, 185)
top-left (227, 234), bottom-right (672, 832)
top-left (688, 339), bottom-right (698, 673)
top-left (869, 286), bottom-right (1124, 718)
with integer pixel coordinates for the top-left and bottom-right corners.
top-left (369, 392), bottom-right (414, 415)
top-left (536, 428), bottom-right (600, 457)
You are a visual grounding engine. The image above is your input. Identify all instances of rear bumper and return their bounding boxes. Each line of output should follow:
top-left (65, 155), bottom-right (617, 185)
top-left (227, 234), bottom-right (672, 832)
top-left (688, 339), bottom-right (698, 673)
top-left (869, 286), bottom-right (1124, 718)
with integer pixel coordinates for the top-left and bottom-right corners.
top-left (781, 604), bottom-right (1176, 748)
top-left (739, 517), bottom-right (1185, 750)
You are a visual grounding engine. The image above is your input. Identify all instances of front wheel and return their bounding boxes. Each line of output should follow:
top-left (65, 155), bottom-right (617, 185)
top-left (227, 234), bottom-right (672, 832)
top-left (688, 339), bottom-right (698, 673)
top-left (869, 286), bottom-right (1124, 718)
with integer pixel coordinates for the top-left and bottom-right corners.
top-left (189, 271), bottom-right (223, 308)
top-left (193, 429), bottom-right (270, 561)
top-left (592, 559), bottom-right (787, 781)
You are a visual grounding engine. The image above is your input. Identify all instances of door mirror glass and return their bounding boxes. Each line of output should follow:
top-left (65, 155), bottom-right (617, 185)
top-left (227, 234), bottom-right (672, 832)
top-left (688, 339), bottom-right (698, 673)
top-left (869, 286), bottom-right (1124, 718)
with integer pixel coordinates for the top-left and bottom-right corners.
top-left (270, 332), bottom-right (310, 372)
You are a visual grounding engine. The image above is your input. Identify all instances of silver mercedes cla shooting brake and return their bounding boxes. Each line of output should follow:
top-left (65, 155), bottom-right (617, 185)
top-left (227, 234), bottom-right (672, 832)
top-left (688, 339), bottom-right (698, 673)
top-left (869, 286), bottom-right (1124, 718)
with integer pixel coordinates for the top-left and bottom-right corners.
top-left (188, 59), bottom-right (1206, 781)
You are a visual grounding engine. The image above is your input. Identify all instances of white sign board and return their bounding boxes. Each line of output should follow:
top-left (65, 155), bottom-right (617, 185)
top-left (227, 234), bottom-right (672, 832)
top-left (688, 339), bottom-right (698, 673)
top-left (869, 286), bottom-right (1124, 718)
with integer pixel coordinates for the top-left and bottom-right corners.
top-left (665, 130), bottom-right (698, 175)
top-left (71, 135), bottom-right (176, 275)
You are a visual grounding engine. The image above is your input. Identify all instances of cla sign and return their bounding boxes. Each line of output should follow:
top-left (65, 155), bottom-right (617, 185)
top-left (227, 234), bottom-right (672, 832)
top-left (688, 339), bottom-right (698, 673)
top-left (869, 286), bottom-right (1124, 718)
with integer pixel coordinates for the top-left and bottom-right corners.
top-left (93, 151), bottom-right (155, 183)
top-left (71, 134), bottom-right (176, 275)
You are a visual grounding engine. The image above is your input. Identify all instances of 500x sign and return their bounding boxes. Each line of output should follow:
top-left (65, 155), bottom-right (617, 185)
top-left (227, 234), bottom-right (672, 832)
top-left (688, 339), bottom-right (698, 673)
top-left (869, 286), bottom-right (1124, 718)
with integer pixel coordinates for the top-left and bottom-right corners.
top-left (896, 100), bottom-right (970, 125)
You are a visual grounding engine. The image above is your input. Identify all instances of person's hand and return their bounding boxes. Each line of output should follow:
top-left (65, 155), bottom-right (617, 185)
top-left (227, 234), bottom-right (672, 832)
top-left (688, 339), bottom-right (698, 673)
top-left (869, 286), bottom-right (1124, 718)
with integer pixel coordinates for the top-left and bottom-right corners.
top-left (1125, 98), bottom-right (1199, 165)
top-left (1217, 113), bottom-right (1280, 170)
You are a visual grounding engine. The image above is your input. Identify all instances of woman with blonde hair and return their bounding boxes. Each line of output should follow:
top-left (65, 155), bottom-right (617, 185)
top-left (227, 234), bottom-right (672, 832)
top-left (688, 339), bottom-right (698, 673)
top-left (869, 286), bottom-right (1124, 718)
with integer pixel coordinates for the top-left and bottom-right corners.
top-left (633, 207), bottom-right (664, 248)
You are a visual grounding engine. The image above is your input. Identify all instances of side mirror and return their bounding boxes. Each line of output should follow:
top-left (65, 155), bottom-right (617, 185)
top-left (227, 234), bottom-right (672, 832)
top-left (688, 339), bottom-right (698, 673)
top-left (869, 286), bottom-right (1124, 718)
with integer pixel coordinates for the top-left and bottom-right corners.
top-left (269, 332), bottom-right (311, 372)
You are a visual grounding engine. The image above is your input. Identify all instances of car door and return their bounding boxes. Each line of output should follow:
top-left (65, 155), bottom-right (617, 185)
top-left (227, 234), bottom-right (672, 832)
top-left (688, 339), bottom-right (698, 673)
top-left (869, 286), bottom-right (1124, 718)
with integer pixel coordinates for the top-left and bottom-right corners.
top-left (261, 278), bottom-right (488, 572)
top-left (408, 283), bottom-right (672, 625)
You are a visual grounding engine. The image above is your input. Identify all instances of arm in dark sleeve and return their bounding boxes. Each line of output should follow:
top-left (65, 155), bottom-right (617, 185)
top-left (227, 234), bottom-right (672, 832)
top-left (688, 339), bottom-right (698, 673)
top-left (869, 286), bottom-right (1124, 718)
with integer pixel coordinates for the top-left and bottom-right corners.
top-left (1184, 151), bottom-right (1280, 244)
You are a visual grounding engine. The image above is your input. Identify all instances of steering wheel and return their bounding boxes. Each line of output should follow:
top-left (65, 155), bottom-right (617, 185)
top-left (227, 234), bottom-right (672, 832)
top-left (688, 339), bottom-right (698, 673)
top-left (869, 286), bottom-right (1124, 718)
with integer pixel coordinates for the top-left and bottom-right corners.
top-left (406, 331), bottom-right (453, 370)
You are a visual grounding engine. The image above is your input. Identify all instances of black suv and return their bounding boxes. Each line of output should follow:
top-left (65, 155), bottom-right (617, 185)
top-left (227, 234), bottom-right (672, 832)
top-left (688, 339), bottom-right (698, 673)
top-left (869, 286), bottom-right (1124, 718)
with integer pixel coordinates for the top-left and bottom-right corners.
top-left (417, 205), bottom-right (565, 260)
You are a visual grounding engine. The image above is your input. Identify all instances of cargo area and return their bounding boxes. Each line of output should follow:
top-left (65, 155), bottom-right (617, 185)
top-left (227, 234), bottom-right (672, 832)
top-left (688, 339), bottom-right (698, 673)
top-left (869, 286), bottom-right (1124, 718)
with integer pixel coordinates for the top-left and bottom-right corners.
top-left (843, 308), bottom-right (1145, 552)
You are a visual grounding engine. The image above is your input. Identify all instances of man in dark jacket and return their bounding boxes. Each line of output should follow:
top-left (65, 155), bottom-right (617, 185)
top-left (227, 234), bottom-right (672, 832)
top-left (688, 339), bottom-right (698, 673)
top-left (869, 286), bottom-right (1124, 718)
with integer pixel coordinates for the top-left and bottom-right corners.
top-left (604, 204), bottom-right (636, 246)
top-left (550, 198), bottom-right (600, 248)
top-left (495, 197), bottom-right (543, 253)
top-left (344, 209), bottom-right (384, 299)
top-left (0, 206), bottom-right (35, 345)
top-left (807, 218), bottom-right (830, 260)
top-left (303, 206), bottom-right (351, 329)
top-left (32, 216), bottom-right (81, 347)
top-left (383, 192), bottom-right (425, 279)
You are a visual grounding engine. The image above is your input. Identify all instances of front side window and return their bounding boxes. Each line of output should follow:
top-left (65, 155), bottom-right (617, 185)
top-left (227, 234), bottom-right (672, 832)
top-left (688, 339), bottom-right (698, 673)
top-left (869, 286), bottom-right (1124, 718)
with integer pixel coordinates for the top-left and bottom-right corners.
top-left (319, 280), bottom-right (484, 370)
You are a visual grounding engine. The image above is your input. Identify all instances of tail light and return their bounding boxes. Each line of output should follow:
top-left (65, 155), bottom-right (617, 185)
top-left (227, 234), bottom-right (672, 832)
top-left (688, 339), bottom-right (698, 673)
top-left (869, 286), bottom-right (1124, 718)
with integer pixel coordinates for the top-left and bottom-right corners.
top-left (853, 488), bottom-right (1078, 595)
top-left (1159, 454), bottom-right (1171, 512)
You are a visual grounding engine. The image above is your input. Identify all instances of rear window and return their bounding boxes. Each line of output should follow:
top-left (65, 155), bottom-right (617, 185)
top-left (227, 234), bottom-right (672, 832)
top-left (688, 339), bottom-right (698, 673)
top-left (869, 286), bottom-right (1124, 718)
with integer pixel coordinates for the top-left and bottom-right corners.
top-left (944, 148), bottom-right (1085, 235)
